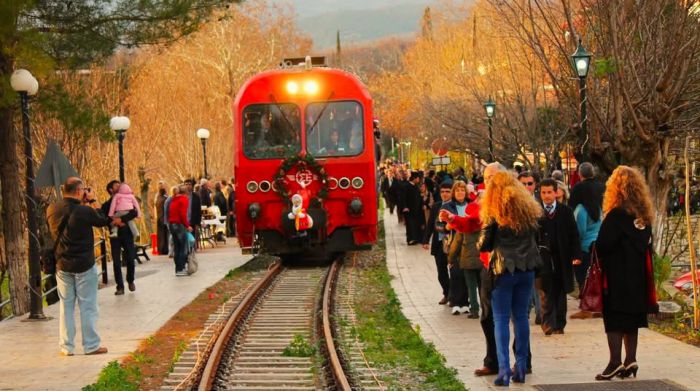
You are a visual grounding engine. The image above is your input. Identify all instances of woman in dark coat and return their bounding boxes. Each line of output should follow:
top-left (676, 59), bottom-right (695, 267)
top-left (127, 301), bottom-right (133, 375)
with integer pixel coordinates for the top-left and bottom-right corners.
top-left (594, 166), bottom-right (656, 381)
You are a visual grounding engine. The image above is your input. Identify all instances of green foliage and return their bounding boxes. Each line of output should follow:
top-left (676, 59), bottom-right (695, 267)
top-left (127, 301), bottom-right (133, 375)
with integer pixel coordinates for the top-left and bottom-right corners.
top-left (82, 361), bottom-right (141, 391)
top-left (353, 261), bottom-right (465, 390)
top-left (36, 80), bottom-right (113, 142)
top-left (593, 57), bottom-right (618, 77)
top-left (653, 254), bottom-right (673, 295)
top-left (282, 334), bottom-right (316, 357)
top-left (169, 340), bottom-right (188, 373)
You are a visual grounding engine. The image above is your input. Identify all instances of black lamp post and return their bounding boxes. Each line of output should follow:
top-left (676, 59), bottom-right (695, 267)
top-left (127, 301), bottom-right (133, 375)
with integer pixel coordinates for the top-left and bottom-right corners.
top-left (11, 69), bottom-right (45, 320)
top-left (110, 116), bottom-right (130, 182)
top-left (571, 38), bottom-right (592, 161)
top-left (197, 128), bottom-right (210, 178)
top-left (484, 96), bottom-right (496, 162)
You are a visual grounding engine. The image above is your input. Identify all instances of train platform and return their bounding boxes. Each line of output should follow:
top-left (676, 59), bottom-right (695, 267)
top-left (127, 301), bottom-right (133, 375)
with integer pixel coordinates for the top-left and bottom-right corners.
top-left (384, 209), bottom-right (700, 391)
top-left (0, 241), bottom-right (249, 391)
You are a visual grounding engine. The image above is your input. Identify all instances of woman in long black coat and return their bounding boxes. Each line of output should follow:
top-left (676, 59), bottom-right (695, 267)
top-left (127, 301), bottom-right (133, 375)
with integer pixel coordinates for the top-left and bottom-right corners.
top-left (594, 166), bottom-right (657, 381)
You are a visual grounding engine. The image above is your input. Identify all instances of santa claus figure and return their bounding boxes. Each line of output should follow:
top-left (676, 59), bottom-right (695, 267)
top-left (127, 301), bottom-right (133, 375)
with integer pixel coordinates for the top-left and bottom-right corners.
top-left (288, 193), bottom-right (313, 235)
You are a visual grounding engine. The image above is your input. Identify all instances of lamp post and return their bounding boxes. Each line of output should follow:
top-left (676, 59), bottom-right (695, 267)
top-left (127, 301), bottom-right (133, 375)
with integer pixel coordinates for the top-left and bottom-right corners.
top-left (196, 128), bottom-right (210, 178)
top-left (109, 116), bottom-right (130, 182)
top-left (484, 96), bottom-right (496, 162)
top-left (11, 69), bottom-right (45, 320)
top-left (571, 38), bottom-right (592, 161)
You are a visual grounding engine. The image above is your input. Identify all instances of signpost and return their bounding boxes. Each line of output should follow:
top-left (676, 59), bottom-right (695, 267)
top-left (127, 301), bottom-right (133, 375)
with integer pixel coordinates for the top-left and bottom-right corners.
top-left (35, 140), bottom-right (79, 198)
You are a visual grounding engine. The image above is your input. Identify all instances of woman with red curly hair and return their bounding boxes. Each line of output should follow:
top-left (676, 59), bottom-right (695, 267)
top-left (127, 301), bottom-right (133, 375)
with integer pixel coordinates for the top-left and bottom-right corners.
top-left (594, 165), bottom-right (657, 381)
top-left (477, 170), bottom-right (543, 386)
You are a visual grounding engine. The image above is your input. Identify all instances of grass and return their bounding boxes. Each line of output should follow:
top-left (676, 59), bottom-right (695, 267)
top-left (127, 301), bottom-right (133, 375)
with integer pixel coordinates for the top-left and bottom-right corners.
top-left (349, 219), bottom-right (466, 390)
top-left (83, 260), bottom-right (269, 390)
top-left (282, 334), bottom-right (316, 357)
top-left (82, 361), bottom-right (140, 391)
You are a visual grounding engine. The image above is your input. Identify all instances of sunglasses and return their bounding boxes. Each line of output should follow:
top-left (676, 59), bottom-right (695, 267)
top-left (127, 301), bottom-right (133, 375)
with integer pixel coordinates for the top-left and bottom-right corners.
top-left (521, 182), bottom-right (534, 186)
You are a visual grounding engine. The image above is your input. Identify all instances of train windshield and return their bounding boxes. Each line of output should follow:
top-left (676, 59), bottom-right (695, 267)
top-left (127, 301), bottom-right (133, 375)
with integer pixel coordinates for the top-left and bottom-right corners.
top-left (242, 103), bottom-right (301, 159)
top-left (306, 101), bottom-right (364, 157)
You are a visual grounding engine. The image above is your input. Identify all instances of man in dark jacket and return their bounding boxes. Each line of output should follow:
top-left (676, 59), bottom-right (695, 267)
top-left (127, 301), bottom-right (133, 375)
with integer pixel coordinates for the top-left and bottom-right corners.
top-left (537, 179), bottom-right (581, 334)
top-left (402, 172), bottom-right (424, 245)
top-left (226, 178), bottom-right (236, 237)
top-left (213, 182), bottom-right (228, 216)
top-left (48, 177), bottom-right (124, 356)
top-left (100, 180), bottom-right (139, 295)
top-left (186, 179), bottom-right (203, 249)
top-left (389, 168), bottom-right (405, 223)
top-left (199, 179), bottom-right (212, 207)
top-left (422, 182), bottom-right (453, 304)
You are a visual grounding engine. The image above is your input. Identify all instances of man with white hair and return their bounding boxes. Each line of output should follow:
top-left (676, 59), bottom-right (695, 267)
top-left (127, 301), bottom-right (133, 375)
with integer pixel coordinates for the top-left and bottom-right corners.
top-left (199, 178), bottom-right (212, 207)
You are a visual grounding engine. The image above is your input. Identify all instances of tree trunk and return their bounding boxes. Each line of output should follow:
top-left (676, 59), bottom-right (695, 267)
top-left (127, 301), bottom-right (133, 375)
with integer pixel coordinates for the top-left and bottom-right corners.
top-left (0, 105), bottom-right (31, 316)
top-left (646, 141), bottom-right (673, 254)
top-left (138, 166), bottom-right (153, 238)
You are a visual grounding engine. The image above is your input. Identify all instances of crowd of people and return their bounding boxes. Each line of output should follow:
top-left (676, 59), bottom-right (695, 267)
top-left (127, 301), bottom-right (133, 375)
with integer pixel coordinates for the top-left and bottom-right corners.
top-left (46, 175), bottom-right (236, 356)
top-left (380, 160), bottom-right (658, 386)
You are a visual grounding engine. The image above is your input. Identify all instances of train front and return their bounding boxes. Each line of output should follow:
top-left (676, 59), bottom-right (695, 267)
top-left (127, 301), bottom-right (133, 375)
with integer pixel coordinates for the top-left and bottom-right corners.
top-left (233, 60), bottom-right (377, 260)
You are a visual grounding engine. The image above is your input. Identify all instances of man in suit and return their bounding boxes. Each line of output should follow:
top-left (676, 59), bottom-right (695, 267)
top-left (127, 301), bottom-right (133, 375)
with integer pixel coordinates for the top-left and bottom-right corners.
top-left (390, 168), bottom-right (406, 224)
top-left (537, 178), bottom-right (582, 334)
top-left (422, 182), bottom-right (453, 304)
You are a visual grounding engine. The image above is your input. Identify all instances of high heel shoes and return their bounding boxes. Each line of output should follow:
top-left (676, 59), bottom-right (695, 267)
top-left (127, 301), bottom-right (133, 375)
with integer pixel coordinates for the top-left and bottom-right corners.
top-left (595, 363), bottom-right (625, 381)
top-left (494, 368), bottom-right (512, 387)
top-left (618, 362), bottom-right (638, 378)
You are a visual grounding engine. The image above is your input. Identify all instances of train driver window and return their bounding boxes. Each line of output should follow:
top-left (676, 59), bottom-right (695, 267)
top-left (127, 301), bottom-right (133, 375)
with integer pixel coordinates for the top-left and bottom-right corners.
top-left (243, 103), bottom-right (301, 159)
top-left (306, 101), bottom-right (363, 158)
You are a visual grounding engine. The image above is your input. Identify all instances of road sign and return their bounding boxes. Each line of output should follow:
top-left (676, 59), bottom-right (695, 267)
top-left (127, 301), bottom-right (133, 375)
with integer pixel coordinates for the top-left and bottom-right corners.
top-left (35, 140), bottom-right (78, 198)
top-left (432, 156), bottom-right (451, 166)
top-left (431, 138), bottom-right (449, 156)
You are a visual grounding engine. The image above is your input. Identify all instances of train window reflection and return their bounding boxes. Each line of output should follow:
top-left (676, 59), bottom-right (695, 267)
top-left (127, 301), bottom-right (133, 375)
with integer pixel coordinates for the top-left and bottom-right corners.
top-left (306, 101), bottom-right (363, 157)
top-left (243, 103), bottom-right (301, 159)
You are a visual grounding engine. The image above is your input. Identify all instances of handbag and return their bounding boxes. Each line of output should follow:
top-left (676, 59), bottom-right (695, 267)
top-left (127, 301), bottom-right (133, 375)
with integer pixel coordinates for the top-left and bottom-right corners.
top-left (442, 232), bottom-right (454, 254)
top-left (579, 245), bottom-right (605, 313)
top-left (40, 204), bottom-right (76, 275)
top-left (187, 248), bottom-right (198, 275)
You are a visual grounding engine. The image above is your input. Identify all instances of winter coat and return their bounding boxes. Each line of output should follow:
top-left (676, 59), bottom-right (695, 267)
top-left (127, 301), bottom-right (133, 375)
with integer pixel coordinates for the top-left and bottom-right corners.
top-left (596, 207), bottom-right (655, 314)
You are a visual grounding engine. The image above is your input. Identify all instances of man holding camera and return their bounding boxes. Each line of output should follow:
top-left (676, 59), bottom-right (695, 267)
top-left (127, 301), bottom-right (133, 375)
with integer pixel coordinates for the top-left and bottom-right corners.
top-left (47, 177), bottom-right (124, 356)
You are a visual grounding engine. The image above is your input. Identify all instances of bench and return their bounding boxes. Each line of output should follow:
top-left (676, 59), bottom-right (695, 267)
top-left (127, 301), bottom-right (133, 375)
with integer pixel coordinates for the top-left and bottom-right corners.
top-left (135, 243), bottom-right (151, 263)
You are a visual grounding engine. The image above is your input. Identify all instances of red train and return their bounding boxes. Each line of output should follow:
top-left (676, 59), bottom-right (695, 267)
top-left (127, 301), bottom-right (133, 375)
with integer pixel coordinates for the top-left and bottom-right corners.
top-left (233, 57), bottom-right (377, 260)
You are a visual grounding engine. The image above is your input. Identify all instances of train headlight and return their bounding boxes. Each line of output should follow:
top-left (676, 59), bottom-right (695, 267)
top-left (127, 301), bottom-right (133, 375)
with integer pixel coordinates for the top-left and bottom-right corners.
top-left (286, 81), bottom-right (299, 94)
top-left (338, 177), bottom-right (351, 189)
top-left (259, 180), bottom-right (271, 192)
top-left (328, 177), bottom-right (338, 190)
top-left (303, 80), bottom-right (319, 95)
top-left (348, 197), bottom-right (363, 216)
top-left (248, 202), bottom-right (262, 220)
top-left (351, 177), bottom-right (364, 189)
top-left (246, 181), bottom-right (259, 193)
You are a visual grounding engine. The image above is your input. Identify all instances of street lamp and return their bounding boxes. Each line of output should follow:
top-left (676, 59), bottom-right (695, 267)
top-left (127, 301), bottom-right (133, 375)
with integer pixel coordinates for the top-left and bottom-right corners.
top-left (109, 116), bottom-right (130, 182)
top-left (11, 69), bottom-right (45, 320)
top-left (571, 38), bottom-right (592, 160)
top-left (196, 128), bottom-right (210, 178)
top-left (484, 96), bottom-right (496, 162)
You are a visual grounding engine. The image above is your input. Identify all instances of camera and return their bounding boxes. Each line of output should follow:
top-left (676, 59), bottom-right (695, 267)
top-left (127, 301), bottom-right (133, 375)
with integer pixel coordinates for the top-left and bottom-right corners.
top-left (82, 187), bottom-right (92, 202)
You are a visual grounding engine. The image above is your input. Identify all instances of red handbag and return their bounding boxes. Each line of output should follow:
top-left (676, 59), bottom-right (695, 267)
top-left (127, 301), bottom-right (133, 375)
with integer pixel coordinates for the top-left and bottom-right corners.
top-left (580, 246), bottom-right (605, 313)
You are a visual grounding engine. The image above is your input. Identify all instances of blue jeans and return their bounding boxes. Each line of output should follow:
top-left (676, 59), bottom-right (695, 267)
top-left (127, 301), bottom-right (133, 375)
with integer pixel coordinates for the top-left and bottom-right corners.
top-left (56, 265), bottom-right (101, 354)
top-left (169, 223), bottom-right (187, 272)
top-left (492, 270), bottom-right (535, 372)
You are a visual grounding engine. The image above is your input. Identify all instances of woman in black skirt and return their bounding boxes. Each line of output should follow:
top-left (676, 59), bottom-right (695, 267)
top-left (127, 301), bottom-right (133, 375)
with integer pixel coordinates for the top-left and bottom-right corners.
top-left (594, 166), bottom-right (657, 381)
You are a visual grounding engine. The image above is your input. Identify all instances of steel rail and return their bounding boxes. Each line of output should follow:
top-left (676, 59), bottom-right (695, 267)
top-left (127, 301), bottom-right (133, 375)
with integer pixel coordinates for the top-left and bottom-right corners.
top-left (197, 261), bottom-right (282, 390)
top-left (322, 260), bottom-right (352, 391)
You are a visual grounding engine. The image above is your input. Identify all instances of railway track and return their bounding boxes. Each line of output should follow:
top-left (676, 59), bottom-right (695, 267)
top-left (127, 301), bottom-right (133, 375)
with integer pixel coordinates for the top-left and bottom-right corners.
top-left (188, 259), bottom-right (372, 390)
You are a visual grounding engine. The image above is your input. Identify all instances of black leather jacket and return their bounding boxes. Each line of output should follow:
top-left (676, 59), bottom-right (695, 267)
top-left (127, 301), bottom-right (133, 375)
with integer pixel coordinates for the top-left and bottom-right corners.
top-left (478, 222), bottom-right (540, 274)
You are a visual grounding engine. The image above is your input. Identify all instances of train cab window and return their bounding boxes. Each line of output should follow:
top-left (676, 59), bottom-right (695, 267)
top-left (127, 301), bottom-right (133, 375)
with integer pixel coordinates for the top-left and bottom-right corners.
top-left (243, 103), bottom-right (301, 159)
top-left (306, 101), bottom-right (363, 157)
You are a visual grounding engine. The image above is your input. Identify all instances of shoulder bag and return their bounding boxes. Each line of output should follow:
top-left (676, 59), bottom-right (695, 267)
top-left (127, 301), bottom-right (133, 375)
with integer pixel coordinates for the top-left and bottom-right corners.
top-left (40, 204), bottom-right (76, 275)
top-left (579, 244), bottom-right (604, 313)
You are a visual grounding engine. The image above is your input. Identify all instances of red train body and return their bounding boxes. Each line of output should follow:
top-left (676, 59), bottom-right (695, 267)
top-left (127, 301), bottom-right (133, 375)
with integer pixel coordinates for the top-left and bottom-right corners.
top-left (233, 59), bottom-right (377, 259)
